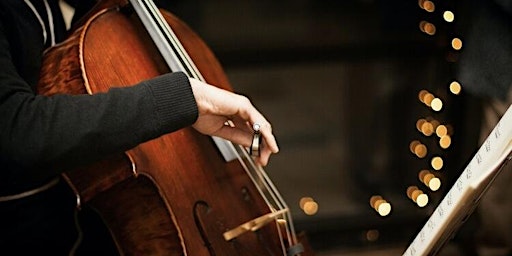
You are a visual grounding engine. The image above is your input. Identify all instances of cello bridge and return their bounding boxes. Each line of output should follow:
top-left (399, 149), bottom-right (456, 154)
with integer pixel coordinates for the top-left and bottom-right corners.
top-left (223, 209), bottom-right (288, 241)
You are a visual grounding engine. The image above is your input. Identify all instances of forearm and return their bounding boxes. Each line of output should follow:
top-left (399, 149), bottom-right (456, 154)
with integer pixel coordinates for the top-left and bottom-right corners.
top-left (1, 72), bottom-right (198, 184)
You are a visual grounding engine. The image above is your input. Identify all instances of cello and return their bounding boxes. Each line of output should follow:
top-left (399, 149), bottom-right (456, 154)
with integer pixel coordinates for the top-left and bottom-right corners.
top-left (37, 0), bottom-right (313, 255)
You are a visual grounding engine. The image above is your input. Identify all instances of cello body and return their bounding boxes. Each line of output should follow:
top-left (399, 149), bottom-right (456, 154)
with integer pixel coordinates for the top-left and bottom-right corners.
top-left (37, 0), bottom-right (312, 255)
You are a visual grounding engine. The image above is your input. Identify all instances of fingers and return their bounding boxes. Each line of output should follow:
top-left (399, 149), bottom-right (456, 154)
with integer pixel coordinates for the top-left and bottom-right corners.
top-left (189, 78), bottom-right (279, 165)
top-left (212, 121), bottom-right (278, 166)
top-left (229, 116), bottom-right (279, 153)
top-left (252, 122), bottom-right (279, 166)
top-left (256, 122), bottom-right (279, 154)
top-left (228, 101), bottom-right (279, 155)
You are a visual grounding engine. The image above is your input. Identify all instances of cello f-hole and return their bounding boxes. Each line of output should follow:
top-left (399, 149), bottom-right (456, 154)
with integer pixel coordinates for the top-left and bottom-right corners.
top-left (193, 201), bottom-right (216, 256)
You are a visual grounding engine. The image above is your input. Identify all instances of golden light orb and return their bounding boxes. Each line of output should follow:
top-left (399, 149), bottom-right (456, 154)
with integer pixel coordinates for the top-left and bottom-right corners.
top-left (377, 202), bottom-right (391, 216)
top-left (416, 119), bottom-right (427, 132)
top-left (439, 135), bottom-right (452, 149)
top-left (370, 195), bottom-right (392, 217)
top-left (303, 201), bottom-right (318, 215)
top-left (414, 143), bottom-right (428, 158)
top-left (407, 186), bottom-right (418, 199)
top-left (431, 98), bottom-right (443, 112)
top-left (410, 140), bottom-right (421, 153)
top-left (299, 197), bottom-right (314, 210)
top-left (423, 93), bottom-right (435, 106)
top-left (436, 125), bottom-right (448, 137)
top-left (452, 38), bottom-right (463, 50)
top-left (428, 177), bottom-right (441, 191)
top-left (418, 0), bottom-right (426, 9)
top-left (450, 81), bottom-right (462, 95)
top-left (418, 90), bottom-right (429, 103)
top-left (416, 193), bottom-right (429, 207)
top-left (419, 170), bottom-right (430, 181)
top-left (431, 156), bottom-right (444, 170)
top-left (423, 22), bottom-right (436, 35)
top-left (421, 122), bottom-right (434, 136)
top-left (443, 11), bottom-right (455, 22)
top-left (423, 1), bottom-right (435, 12)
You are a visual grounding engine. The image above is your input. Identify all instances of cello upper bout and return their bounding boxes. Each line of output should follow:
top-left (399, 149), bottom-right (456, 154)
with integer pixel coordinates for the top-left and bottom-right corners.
top-left (37, 23), bottom-right (88, 96)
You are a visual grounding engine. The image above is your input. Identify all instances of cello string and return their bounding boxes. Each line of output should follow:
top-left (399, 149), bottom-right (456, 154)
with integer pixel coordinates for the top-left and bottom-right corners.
top-left (137, 0), bottom-right (203, 80)
top-left (129, 0), bottom-right (190, 76)
top-left (151, 0), bottom-right (300, 247)
top-left (135, 0), bottom-right (289, 215)
top-left (235, 144), bottom-right (298, 246)
top-left (231, 141), bottom-right (299, 248)
top-left (132, 0), bottom-right (299, 251)
top-left (231, 145), bottom-right (288, 255)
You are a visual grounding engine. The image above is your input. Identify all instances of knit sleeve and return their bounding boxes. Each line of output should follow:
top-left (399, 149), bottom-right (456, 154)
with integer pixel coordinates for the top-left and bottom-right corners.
top-left (2, 73), bottom-right (197, 184)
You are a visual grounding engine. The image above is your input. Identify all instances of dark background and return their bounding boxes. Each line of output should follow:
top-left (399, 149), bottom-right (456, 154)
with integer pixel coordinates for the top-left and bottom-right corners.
top-left (163, 0), bottom-right (482, 254)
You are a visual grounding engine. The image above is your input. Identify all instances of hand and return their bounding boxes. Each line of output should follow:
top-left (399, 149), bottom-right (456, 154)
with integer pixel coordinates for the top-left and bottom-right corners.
top-left (189, 78), bottom-right (279, 166)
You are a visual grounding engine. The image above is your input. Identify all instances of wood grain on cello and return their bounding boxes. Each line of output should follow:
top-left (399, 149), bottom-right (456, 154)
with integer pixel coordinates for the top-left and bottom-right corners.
top-left (37, 0), bottom-right (313, 255)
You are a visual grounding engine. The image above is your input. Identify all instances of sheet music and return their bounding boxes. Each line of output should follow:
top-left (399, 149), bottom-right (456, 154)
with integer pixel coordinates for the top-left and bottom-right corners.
top-left (403, 104), bottom-right (512, 256)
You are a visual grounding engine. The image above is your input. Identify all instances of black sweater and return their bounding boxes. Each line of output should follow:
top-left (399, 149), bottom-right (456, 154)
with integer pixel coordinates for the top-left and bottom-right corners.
top-left (0, 0), bottom-right (199, 195)
top-left (0, 1), bottom-right (200, 253)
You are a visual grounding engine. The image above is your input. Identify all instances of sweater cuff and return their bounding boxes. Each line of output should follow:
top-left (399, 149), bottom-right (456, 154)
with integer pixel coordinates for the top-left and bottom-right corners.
top-left (145, 72), bottom-right (199, 133)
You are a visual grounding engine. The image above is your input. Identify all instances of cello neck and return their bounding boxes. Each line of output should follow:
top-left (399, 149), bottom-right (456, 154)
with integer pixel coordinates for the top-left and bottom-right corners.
top-left (128, 0), bottom-right (202, 79)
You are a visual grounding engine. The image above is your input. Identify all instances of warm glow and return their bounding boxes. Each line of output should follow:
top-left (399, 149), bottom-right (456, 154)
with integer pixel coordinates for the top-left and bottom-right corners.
top-left (431, 156), bottom-right (444, 170)
top-left (416, 119), bottom-right (426, 132)
top-left (370, 195), bottom-right (382, 208)
top-left (419, 170), bottom-right (430, 181)
top-left (431, 98), bottom-right (443, 111)
top-left (423, 93), bottom-right (434, 106)
top-left (450, 81), bottom-right (462, 95)
top-left (419, 170), bottom-right (441, 191)
top-left (300, 196), bottom-right (318, 215)
top-left (411, 141), bottom-right (428, 158)
top-left (374, 198), bottom-right (385, 209)
top-left (418, 90), bottom-right (429, 103)
top-left (410, 140), bottom-right (421, 153)
top-left (436, 125), bottom-right (448, 137)
top-left (421, 122), bottom-right (434, 136)
top-left (377, 202), bottom-right (391, 216)
top-left (439, 135), bottom-right (452, 149)
top-left (407, 186), bottom-right (429, 207)
top-left (428, 177), bottom-right (441, 191)
top-left (423, 1), bottom-right (435, 12)
top-left (452, 38), bottom-right (463, 50)
top-left (414, 143), bottom-right (428, 158)
top-left (443, 11), bottom-right (455, 22)
top-left (418, 0), bottom-right (426, 8)
top-left (407, 186), bottom-right (418, 199)
top-left (303, 201), bottom-right (318, 215)
top-left (299, 197), bottom-right (314, 209)
top-left (419, 21), bottom-right (427, 33)
top-left (411, 190), bottom-right (422, 202)
top-left (416, 193), bottom-right (429, 207)
top-left (422, 22), bottom-right (436, 35)
top-left (366, 230), bottom-right (380, 242)
top-left (370, 195), bottom-right (391, 216)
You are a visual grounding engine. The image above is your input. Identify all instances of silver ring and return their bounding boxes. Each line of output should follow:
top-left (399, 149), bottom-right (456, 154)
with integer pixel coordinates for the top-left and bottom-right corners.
top-left (250, 131), bottom-right (261, 157)
top-left (253, 123), bottom-right (261, 132)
